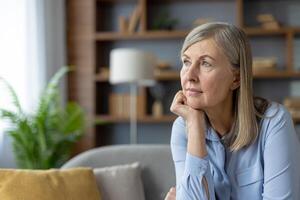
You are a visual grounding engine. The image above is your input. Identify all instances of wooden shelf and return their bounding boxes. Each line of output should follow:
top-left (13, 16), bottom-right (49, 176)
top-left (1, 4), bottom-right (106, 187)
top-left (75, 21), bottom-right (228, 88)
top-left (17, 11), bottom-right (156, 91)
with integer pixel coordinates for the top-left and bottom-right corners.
top-left (98, 0), bottom-right (233, 2)
top-left (96, 113), bottom-right (300, 124)
top-left (244, 27), bottom-right (300, 36)
top-left (97, 0), bottom-right (136, 3)
top-left (154, 70), bottom-right (180, 80)
top-left (95, 31), bottom-right (188, 41)
top-left (95, 114), bottom-right (177, 124)
top-left (253, 70), bottom-right (300, 78)
top-left (95, 27), bottom-right (300, 41)
top-left (95, 70), bottom-right (180, 82)
top-left (244, 27), bottom-right (289, 36)
top-left (148, 0), bottom-right (235, 3)
top-left (95, 69), bottom-right (300, 82)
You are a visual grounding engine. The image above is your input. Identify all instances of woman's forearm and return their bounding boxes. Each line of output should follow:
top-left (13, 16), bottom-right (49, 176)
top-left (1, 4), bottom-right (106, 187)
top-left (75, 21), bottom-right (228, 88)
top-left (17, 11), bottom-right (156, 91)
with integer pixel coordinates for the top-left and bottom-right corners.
top-left (187, 119), bottom-right (207, 158)
top-left (186, 119), bottom-right (210, 199)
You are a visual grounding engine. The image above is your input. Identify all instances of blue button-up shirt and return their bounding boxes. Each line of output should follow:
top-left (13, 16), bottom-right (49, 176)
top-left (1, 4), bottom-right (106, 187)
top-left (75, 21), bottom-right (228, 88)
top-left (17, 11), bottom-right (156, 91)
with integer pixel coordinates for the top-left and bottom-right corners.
top-left (171, 102), bottom-right (300, 199)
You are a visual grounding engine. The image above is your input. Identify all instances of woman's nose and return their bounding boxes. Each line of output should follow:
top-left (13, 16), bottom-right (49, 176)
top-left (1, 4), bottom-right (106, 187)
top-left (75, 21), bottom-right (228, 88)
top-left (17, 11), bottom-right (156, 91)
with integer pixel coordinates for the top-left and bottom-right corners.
top-left (186, 63), bottom-right (199, 82)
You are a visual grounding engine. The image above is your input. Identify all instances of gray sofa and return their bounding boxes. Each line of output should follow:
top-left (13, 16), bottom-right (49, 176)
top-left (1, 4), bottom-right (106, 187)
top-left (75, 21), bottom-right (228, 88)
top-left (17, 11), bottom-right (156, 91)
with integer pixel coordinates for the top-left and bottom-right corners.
top-left (62, 144), bottom-right (176, 200)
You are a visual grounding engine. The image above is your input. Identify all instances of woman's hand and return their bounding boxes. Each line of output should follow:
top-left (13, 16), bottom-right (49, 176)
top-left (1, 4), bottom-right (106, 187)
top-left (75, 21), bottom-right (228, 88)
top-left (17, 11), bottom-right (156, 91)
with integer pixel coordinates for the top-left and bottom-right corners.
top-left (170, 90), bottom-right (205, 125)
top-left (170, 90), bottom-right (194, 121)
top-left (170, 90), bottom-right (208, 158)
top-left (164, 187), bottom-right (176, 200)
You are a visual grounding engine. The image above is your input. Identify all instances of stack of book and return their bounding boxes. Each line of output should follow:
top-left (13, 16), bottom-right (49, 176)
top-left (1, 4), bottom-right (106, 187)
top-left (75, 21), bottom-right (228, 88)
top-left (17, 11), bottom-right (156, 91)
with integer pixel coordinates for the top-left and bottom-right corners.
top-left (283, 97), bottom-right (300, 119)
top-left (256, 14), bottom-right (280, 30)
top-left (252, 57), bottom-right (277, 71)
top-left (109, 92), bottom-right (146, 118)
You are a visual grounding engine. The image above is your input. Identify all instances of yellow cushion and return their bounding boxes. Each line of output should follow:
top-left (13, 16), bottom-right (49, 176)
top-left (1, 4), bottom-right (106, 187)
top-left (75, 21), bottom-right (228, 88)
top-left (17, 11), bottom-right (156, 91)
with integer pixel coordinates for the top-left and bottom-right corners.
top-left (0, 168), bottom-right (101, 200)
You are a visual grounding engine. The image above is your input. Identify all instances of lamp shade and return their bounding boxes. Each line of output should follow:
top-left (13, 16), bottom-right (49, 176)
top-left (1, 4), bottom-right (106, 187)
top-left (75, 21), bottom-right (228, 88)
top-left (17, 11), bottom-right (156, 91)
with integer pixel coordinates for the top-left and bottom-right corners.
top-left (109, 48), bottom-right (156, 86)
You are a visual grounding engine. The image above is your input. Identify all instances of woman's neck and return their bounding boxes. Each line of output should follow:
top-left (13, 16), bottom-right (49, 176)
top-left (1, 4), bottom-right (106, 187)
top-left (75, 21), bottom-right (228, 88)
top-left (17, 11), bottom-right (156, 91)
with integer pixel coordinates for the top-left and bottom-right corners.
top-left (204, 95), bottom-right (234, 137)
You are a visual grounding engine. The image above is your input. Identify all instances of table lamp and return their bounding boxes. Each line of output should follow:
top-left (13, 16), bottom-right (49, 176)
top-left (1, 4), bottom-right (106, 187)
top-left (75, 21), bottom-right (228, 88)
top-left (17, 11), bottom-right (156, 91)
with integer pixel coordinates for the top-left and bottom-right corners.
top-left (109, 48), bottom-right (155, 144)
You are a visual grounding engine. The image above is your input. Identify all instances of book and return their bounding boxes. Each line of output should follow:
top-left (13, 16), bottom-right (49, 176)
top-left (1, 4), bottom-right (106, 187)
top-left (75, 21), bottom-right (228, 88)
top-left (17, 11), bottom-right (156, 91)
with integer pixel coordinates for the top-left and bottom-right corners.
top-left (256, 14), bottom-right (275, 23)
top-left (118, 16), bottom-right (128, 33)
top-left (283, 97), bottom-right (300, 109)
top-left (253, 57), bottom-right (277, 70)
top-left (128, 4), bottom-right (142, 33)
top-left (137, 90), bottom-right (146, 118)
top-left (261, 21), bottom-right (280, 30)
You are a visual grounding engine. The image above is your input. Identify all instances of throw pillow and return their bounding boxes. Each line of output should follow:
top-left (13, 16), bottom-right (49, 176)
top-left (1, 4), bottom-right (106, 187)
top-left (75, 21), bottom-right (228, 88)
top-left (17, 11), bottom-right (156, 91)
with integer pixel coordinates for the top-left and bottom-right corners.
top-left (0, 167), bottom-right (101, 200)
top-left (93, 162), bottom-right (145, 200)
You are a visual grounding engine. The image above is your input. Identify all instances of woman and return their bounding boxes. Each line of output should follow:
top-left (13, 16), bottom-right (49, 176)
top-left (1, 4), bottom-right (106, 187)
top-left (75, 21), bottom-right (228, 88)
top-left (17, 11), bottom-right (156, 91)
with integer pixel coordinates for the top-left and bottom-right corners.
top-left (165, 22), bottom-right (300, 200)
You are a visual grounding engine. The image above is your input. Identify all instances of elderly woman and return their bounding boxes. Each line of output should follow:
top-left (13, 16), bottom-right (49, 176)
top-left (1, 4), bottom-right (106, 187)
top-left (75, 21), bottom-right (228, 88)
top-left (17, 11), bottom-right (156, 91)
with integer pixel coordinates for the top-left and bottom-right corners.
top-left (165, 22), bottom-right (300, 200)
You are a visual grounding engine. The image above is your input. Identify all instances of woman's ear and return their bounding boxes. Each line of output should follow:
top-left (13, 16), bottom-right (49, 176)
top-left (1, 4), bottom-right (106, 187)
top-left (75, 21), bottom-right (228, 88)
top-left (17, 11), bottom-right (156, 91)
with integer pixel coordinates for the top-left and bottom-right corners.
top-left (231, 70), bottom-right (240, 90)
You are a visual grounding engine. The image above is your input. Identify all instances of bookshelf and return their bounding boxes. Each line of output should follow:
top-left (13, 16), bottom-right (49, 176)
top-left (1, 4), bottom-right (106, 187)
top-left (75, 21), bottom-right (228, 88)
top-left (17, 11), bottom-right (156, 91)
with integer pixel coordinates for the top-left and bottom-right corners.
top-left (95, 114), bottom-right (176, 124)
top-left (67, 0), bottom-right (300, 152)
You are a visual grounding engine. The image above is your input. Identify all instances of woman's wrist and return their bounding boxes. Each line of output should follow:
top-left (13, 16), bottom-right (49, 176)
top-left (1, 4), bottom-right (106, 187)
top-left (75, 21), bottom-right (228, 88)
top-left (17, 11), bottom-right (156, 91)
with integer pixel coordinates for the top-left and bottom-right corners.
top-left (186, 111), bottom-right (206, 133)
top-left (187, 114), bottom-right (208, 158)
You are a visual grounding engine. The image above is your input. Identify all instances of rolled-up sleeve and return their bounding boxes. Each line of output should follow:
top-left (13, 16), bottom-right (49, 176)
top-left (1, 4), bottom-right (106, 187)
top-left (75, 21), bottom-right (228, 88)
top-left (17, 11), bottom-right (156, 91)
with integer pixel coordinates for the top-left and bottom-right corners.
top-left (171, 117), bottom-right (215, 200)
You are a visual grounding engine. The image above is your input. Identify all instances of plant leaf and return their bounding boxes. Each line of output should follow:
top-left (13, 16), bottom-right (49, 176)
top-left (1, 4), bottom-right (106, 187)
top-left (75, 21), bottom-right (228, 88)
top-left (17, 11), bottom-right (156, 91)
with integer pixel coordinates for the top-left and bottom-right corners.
top-left (62, 102), bottom-right (85, 134)
top-left (0, 77), bottom-right (23, 114)
top-left (0, 108), bottom-right (21, 123)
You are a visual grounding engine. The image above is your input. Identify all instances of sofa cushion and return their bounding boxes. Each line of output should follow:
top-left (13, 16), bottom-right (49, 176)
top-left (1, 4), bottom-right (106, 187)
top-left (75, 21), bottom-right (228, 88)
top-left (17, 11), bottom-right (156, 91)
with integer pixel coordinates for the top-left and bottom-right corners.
top-left (93, 162), bottom-right (145, 200)
top-left (0, 168), bottom-right (101, 200)
top-left (61, 145), bottom-right (176, 200)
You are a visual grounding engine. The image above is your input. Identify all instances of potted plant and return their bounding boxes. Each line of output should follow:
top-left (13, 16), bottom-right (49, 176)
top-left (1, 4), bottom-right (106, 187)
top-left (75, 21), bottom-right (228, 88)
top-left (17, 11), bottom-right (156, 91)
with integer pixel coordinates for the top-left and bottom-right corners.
top-left (0, 67), bottom-right (85, 169)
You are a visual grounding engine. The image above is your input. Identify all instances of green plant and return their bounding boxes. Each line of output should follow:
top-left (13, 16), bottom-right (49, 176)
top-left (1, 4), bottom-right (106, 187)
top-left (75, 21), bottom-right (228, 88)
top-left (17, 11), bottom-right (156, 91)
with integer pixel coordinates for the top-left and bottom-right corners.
top-left (152, 9), bottom-right (179, 30)
top-left (0, 67), bottom-right (85, 169)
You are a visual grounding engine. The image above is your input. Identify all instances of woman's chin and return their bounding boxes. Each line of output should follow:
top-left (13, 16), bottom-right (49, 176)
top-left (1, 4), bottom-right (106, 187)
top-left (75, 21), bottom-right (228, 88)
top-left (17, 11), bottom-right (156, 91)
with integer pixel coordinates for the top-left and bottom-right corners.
top-left (187, 99), bottom-right (205, 110)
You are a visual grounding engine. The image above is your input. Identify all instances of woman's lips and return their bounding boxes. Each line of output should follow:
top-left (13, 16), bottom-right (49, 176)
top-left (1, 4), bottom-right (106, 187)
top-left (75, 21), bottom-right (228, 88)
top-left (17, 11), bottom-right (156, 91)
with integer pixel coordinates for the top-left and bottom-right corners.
top-left (186, 88), bottom-right (202, 97)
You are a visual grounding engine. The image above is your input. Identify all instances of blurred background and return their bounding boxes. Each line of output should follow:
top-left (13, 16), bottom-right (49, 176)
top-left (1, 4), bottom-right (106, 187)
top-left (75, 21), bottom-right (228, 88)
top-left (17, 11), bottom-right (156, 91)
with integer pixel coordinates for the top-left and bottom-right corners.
top-left (1, 0), bottom-right (300, 168)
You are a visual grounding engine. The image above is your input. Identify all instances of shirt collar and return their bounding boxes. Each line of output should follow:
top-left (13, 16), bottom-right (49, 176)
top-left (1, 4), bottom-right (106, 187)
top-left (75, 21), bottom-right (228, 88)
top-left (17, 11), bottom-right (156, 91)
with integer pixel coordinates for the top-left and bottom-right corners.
top-left (205, 126), bottom-right (223, 142)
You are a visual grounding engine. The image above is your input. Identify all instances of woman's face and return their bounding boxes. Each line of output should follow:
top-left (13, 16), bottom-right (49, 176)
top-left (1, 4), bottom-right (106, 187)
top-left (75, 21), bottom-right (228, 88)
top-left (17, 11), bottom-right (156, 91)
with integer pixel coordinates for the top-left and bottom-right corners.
top-left (180, 38), bottom-right (239, 110)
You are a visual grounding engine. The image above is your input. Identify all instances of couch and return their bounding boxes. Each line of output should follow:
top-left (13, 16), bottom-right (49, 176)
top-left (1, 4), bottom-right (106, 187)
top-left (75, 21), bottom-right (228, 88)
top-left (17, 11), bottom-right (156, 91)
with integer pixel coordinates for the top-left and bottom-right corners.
top-left (61, 144), bottom-right (176, 200)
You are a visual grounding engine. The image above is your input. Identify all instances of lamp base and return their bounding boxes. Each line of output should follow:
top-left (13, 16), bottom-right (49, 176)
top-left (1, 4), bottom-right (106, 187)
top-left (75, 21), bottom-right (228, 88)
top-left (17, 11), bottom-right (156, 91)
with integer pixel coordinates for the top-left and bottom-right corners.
top-left (130, 84), bottom-right (138, 144)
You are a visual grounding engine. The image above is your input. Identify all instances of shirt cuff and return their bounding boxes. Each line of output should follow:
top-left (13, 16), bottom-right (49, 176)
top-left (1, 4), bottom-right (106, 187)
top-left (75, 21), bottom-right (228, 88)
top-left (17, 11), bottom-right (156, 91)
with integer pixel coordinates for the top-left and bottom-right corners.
top-left (184, 152), bottom-right (209, 176)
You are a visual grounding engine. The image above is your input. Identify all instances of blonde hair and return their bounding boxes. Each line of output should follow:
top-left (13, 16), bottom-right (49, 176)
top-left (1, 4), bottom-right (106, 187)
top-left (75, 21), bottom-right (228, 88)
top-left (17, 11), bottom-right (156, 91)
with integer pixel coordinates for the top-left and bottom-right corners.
top-left (181, 22), bottom-right (269, 151)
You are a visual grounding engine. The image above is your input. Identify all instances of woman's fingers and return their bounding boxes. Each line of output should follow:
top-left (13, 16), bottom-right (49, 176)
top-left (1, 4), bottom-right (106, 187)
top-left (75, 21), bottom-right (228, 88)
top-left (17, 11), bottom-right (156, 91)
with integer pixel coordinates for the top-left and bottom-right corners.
top-left (169, 187), bottom-right (176, 195)
top-left (164, 187), bottom-right (176, 200)
top-left (170, 90), bottom-right (189, 117)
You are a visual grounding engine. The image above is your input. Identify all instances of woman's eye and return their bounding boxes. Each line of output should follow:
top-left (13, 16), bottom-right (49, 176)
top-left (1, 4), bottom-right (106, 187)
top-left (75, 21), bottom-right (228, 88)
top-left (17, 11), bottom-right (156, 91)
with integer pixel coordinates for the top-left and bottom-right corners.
top-left (182, 59), bottom-right (191, 66)
top-left (201, 60), bottom-right (212, 67)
